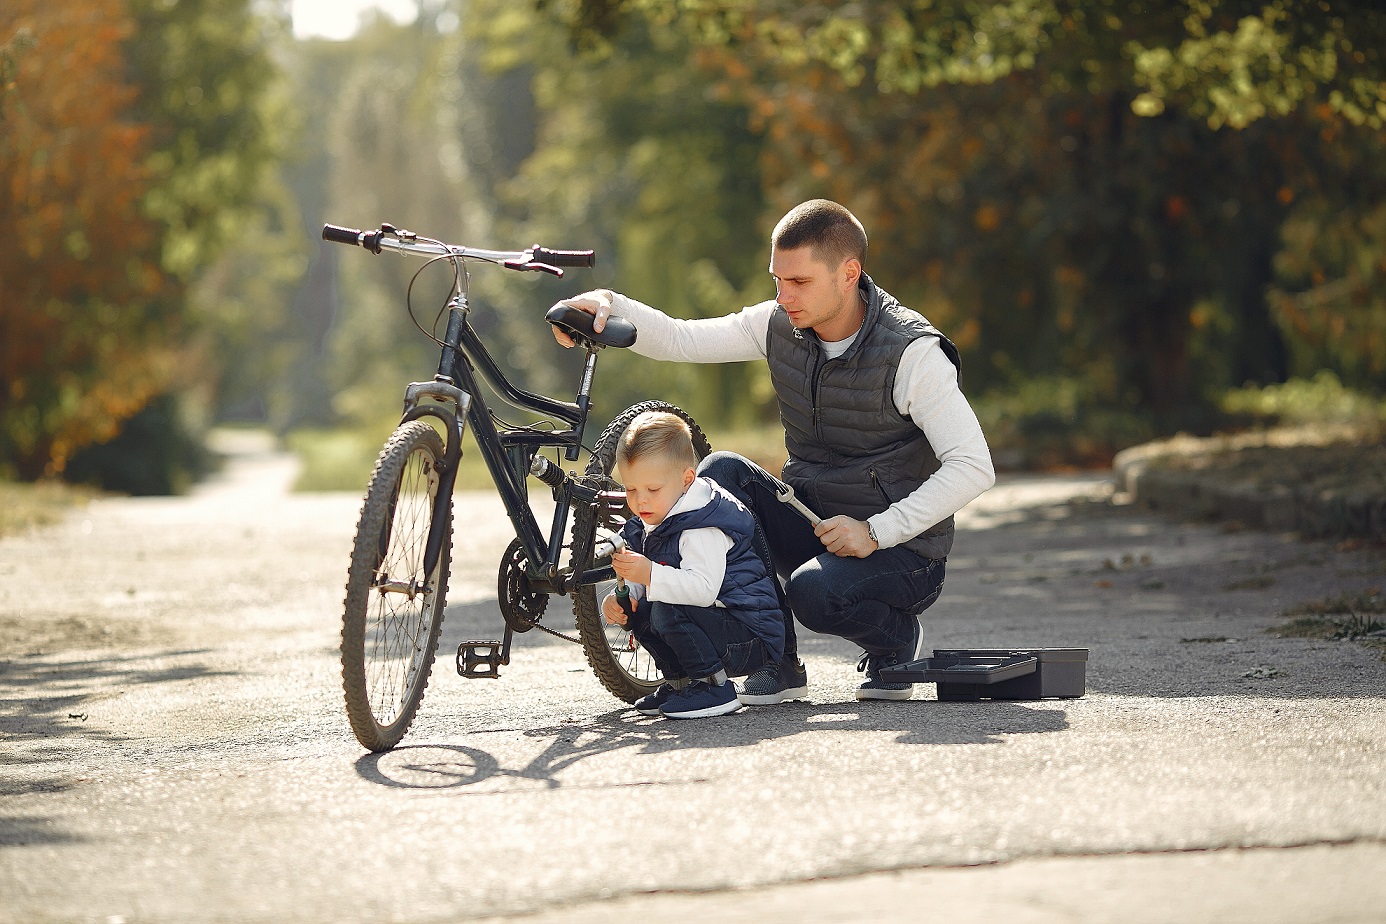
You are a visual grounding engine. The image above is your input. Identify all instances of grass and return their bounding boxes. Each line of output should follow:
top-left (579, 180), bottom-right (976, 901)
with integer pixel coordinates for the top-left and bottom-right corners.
top-left (1271, 589), bottom-right (1386, 660)
top-left (0, 481), bottom-right (95, 538)
top-left (287, 421), bottom-right (790, 494)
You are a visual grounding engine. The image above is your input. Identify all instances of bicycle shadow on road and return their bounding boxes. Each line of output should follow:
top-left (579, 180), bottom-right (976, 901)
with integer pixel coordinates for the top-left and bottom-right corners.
top-left (354, 700), bottom-right (1068, 792)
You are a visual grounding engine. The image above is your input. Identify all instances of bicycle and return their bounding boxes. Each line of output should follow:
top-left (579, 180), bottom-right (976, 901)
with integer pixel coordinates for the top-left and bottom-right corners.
top-left (321, 221), bottom-right (711, 752)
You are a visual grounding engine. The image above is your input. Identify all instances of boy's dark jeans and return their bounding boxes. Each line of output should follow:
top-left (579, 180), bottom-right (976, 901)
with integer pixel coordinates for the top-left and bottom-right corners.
top-left (625, 600), bottom-right (769, 681)
top-left (698, 451), bottom-right (946, 658)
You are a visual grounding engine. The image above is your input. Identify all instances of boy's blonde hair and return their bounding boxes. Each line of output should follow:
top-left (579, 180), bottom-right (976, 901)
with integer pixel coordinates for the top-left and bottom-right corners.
top-left (616, 411), bottom-right (699, 471)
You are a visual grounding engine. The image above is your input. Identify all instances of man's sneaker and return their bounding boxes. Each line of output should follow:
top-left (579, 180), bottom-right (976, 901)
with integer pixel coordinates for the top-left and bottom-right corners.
top-left (737, 657), bottom-right (809, 705)
top-left (660, 678), bottom-right (742, 719)
top-left (633, 683), bottom-right (679, 716)
top-left (855, 615), bottom-right (926, 701)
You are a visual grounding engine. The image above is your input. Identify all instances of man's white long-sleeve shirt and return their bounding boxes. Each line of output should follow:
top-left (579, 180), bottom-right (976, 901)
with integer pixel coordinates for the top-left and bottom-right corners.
top-left (608, 293), bottom-right (996, 549)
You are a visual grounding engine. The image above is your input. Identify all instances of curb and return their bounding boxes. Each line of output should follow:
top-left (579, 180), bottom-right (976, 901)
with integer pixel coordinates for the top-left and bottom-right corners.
top-left (1112, 431), bottom-right (1386, 540)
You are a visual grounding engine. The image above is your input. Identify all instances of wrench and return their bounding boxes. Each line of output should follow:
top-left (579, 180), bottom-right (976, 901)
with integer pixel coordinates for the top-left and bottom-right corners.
top-left (768, 475), bottom-right (822, 527)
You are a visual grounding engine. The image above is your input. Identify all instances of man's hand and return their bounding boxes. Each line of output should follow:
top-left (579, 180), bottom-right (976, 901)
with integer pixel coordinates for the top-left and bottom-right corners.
top-left (815, 516), bottom-right (879, 558)
top-left (550, 289), bottom-right (614, 348)
top-left (611, 548), bottom-right (653, 585)
top-left (602, 593), bottom-right (627, 626)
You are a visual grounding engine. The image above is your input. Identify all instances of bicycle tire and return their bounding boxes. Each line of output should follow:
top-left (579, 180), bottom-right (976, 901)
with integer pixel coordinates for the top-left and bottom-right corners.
top-left (571, 401), bottom-right (712, 702)
top-left (342, 420), bottom-right (451, 751)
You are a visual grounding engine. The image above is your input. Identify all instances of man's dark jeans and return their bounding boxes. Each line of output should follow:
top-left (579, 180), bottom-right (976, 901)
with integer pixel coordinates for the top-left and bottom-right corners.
top-left (698, 451), bottom-right (946, 658)
top-left (626, 599), bottom-right (770, 681)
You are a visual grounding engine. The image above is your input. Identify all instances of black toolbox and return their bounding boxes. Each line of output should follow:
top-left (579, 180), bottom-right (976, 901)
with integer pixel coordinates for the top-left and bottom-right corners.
top-left (877, 648), bottom-right (1088, 701)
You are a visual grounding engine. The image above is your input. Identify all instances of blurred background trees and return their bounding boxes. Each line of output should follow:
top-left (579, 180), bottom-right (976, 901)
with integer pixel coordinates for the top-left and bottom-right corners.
top-left (1, 0), bottom-right (1383, 491)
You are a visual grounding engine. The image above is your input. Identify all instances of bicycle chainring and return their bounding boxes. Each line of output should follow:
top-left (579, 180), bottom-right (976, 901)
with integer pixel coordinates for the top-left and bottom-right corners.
top-left (498, 538), bottom-right (549, 633)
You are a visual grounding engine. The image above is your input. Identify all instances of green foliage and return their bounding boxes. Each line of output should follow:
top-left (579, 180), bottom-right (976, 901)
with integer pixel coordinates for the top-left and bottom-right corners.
top-left (126, 0), bottom-right (291, 280)
top-left (538, 0), bottom-right (1386, 436)
top-left (567, 1), bottom-right (1386, 129)
top-left (1220, 371), bottom-right (1386, 427)
top-left (975, 375), bottom-right (1156, 468)
top-left (465, 0), bottom-right (777, 430)
top-left (0, 0), bottom-right (289, 490)
top-left (63, 393), bottom-right (214, 495)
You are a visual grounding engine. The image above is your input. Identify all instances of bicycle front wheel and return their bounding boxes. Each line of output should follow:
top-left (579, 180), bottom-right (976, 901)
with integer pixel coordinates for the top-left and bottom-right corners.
top-left (342, 420), bottom-right (451, 751)
top-left (571, 401), bottom-right (712, 702)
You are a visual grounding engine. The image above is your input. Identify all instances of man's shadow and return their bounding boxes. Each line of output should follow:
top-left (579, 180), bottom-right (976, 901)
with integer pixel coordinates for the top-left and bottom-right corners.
top-left (355, 699), bottom-right (1069, 790)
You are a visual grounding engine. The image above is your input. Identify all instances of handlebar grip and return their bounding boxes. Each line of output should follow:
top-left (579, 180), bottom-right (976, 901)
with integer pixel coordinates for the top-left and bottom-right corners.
top-left (532, 246), bottom-right (595, 268)
top-left (322, 224), bottom-right (363, 246)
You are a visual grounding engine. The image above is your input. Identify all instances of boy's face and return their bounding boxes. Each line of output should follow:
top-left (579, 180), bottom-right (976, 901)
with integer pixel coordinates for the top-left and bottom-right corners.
top-left (619, 456), bottom-right (696, 527)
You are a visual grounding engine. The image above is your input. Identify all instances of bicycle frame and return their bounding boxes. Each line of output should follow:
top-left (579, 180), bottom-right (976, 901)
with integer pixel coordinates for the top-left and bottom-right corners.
top-left (404, 292), bottom-right (615, 595)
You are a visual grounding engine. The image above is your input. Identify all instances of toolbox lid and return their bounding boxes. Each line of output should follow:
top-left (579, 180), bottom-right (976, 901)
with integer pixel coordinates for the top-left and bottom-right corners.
top-left (878, 654), bottom-right (1038, 685)
top-left (932, 647), bottom-right (1088, 664)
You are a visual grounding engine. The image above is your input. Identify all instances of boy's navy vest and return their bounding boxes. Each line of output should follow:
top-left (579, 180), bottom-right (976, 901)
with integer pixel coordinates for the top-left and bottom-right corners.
top-left (620, 480), bottom-right (785, 662)
top-left (765, 273), bottom-right (962, 560)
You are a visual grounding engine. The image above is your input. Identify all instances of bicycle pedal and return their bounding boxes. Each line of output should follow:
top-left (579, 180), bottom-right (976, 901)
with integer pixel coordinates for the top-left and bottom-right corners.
top-left (456, 641), bottom-right (508, 679)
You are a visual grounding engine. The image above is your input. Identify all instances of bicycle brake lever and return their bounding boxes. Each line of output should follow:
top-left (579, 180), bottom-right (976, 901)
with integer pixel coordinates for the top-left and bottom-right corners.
top-left (503, 258), bottom-right (563, 276)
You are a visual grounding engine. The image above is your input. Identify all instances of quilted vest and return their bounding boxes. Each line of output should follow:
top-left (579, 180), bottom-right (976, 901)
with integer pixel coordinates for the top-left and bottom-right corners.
top-left (620, 479), bottom-right (785, 663)
top-left (765, 274), bottom-right (961, 560)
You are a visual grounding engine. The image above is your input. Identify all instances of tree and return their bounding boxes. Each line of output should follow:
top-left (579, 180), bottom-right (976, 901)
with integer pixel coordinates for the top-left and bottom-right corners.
top-left (0, 0), bottom-right (169, 478)
top-left (542, 0), bottom-right (1386, 438)
top-left (0, 0), bottom-right (290, 484)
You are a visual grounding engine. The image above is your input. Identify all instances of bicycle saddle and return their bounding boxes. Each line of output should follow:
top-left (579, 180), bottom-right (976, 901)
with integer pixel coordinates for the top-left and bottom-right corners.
top-left (545, 304), bottom-right (637, 349)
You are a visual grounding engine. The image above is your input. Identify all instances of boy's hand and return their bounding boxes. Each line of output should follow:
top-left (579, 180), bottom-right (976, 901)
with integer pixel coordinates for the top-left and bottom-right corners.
top-left (611, 548), bottom-right (652, 585)
top-left (815, 516), bottom-right (878, 558)
top-left (602, 593), bottom-right (627, 626)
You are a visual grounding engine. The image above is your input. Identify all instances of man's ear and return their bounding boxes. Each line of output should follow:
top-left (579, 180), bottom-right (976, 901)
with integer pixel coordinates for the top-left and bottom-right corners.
top-left (841, 257), bottom-right (861, 289)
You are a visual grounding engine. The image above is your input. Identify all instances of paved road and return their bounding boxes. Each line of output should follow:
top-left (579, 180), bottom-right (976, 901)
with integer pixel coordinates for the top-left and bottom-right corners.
top-left (2, 432), bottom-right (1384, 923)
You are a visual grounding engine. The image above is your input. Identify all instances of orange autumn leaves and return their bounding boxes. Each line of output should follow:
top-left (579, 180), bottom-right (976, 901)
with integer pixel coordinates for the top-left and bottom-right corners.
top-left (1, 0), bottom-right (173, 477)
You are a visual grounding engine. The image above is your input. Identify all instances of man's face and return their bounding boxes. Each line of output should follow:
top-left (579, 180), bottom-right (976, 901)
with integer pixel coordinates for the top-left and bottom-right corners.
top-left (769, 245), bottom-right (859, 337)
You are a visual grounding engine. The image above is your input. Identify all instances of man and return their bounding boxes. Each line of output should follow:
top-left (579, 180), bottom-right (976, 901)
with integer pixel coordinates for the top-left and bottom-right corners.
top-left (555, 199), bottom-right (995, 703)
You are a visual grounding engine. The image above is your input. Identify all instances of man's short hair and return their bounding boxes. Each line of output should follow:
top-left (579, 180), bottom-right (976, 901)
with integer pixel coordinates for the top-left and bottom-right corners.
top-left (616, 411), bottom-right (699, 470)
top-left (771, 199), bottom-right (868, 270)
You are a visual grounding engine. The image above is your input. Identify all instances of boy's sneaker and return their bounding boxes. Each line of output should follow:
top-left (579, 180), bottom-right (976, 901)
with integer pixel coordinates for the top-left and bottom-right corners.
top-left (633, 683), bottom-right (678, 716)
top-left (737, 657), bottom-right (809, 705)
top-left (855, 615), bottom-right (926, 701)
top-left (660, 678), bottom-right (742, 719)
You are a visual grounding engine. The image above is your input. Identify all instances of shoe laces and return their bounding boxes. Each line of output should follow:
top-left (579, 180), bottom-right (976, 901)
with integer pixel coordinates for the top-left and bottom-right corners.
top-left (857, 652), bottom-right (883, 677)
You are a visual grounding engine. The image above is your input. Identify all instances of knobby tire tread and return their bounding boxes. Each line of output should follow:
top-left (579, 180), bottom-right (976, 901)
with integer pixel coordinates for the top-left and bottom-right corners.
top-left (342, 421), bottom-right (451, 751)
top-left (571, 401), bottom-right (711, 702)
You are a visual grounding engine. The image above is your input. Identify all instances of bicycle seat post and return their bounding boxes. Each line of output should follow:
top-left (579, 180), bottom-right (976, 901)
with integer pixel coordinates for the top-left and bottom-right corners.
top-left (567, 346), bottom-right (600, 461)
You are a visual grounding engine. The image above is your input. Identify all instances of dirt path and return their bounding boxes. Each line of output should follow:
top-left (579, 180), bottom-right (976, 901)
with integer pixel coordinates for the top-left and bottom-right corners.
top-left (2, 432), bottom-right (1384, 923)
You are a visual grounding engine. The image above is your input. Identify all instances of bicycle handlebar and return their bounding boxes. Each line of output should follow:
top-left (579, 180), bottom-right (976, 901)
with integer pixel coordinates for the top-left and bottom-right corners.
top-left (321, 222), bottom-right (595, 277)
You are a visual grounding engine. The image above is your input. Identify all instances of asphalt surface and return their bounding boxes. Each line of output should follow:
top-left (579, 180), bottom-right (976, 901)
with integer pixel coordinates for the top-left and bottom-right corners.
top-left (2, 431), bottom-right (1384, 923)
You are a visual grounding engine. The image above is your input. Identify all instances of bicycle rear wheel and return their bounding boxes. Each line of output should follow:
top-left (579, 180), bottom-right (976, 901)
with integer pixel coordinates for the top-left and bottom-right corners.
top-left (571, 401), bottom-right (712, 702)
top-left (342, 420), bottom-right (451, 751)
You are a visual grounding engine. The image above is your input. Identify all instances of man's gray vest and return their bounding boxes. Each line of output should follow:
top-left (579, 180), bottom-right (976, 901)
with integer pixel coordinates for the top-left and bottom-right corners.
top-left (766, 273), bottom-right (961, 560)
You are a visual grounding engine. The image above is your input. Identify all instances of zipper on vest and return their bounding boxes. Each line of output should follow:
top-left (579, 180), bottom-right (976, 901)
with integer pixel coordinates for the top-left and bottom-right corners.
top-left (810, 348), bottom-right (825, 441)
top-left (869, 468), bottom-right (892, 506)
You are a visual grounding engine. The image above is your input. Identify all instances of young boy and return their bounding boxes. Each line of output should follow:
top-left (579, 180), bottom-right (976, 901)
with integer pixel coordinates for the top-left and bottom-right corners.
top-left (603, 411), bottom-right (785, 719)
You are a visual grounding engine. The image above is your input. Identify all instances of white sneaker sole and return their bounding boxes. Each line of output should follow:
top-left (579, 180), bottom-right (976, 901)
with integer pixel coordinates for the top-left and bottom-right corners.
top-left (738, 684), bottom-right (809, 705)
top-left (855, 685), bottom-right (914, 701)
top-left (661, 699), bottom-right (744, 719)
